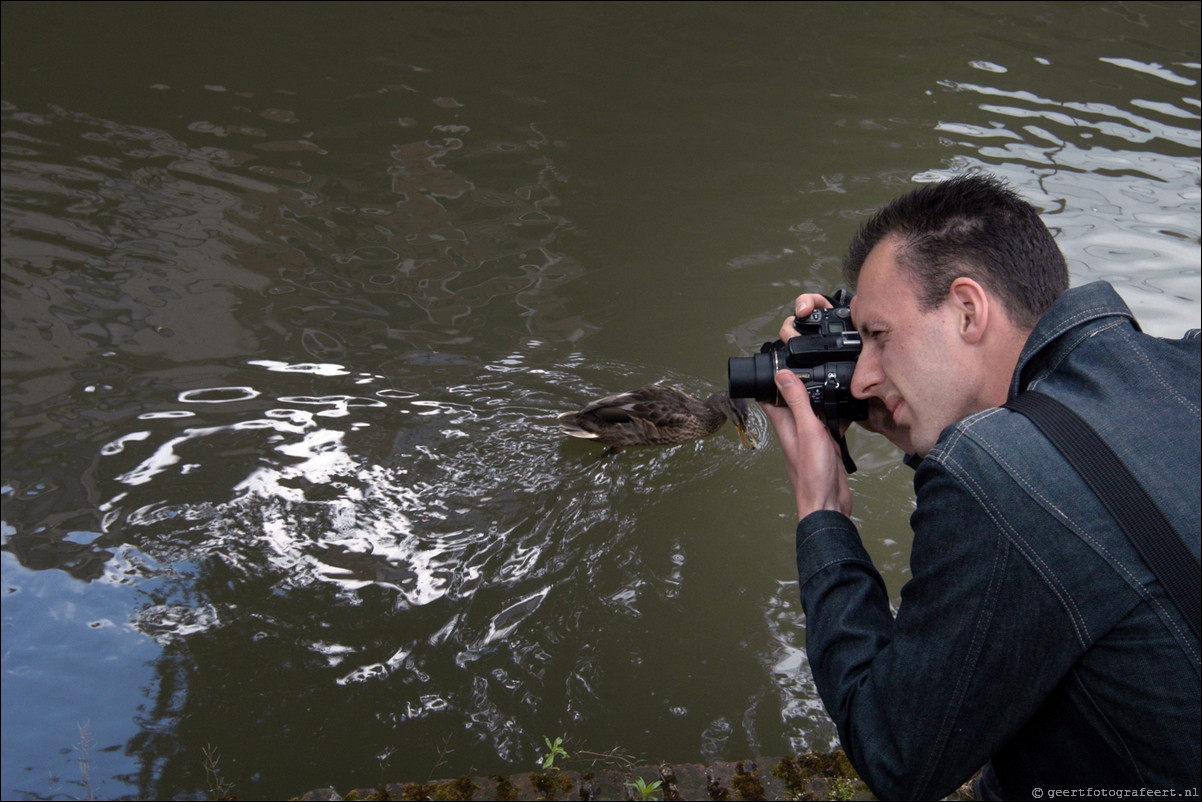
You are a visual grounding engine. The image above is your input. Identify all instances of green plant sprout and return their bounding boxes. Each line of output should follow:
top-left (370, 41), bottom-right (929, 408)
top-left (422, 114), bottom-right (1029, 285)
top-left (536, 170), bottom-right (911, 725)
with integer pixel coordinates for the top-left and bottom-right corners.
top-left (829, 776), bottom-right (855, 801)
top-left (625, 776), bottom-right (663, 801)
top-left (541, 736), bottom-right (570, 770)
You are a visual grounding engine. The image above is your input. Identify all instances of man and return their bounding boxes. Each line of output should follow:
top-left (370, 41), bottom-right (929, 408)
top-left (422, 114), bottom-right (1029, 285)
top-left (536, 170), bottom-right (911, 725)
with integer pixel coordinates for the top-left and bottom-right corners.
top-left (763, 174), bottom-right (1201, 800)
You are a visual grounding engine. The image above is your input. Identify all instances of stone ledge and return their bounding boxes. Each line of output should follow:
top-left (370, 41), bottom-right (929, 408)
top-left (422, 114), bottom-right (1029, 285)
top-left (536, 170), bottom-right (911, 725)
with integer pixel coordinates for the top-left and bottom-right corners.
top-left (290, 751), bottom-right (942, 801)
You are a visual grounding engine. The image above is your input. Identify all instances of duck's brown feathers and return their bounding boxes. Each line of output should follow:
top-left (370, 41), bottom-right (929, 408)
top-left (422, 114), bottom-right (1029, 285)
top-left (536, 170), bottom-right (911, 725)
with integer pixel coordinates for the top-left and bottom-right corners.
top-left (557, 385), bottom-right (750, 447)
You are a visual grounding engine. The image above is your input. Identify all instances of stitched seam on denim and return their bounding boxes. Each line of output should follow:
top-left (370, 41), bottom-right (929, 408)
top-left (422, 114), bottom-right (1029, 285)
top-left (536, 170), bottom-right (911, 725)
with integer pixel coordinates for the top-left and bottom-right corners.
top-left (951, 412), bottom-right (1092, 643)
top-left (797, 523), bottom-right (852, 553)
top-left (966, 420), bottom-right (1202, 663)
top-left (948, 454), bottom-right (1092, 648)
top-left (933, 412), bottom-right (976, 455)
top-left (1025, 318), bottom-right (1126, 390)
top-left (1115, 325), bottom-right (1200, 415)
top-left (951, 420), bottom-right (1197, 663)
top-left (969, 410), bottom-right (1200, 662)
top-left (1020, 303), bottom-right (1127, 367)
top-left (797, 558), bottom-right (879, 594)
top-left (797, 523), bottom-right (873, 586)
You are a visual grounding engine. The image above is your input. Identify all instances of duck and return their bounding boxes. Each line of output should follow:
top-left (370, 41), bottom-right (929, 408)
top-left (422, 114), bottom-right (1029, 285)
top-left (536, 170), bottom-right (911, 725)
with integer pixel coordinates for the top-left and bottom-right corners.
top-left (557, 385), bottom-right (753, 448)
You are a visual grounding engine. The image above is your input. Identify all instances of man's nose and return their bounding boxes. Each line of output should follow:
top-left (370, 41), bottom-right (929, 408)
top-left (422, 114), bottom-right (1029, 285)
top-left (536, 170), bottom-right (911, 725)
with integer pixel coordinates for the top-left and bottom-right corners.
top-left (851, 349), bottom-right (881, 399)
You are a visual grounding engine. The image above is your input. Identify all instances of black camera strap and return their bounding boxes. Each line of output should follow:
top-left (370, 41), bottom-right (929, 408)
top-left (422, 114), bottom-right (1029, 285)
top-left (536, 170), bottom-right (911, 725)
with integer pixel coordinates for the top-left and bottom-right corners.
top-left (834, 427), bottom-right (857, 475)
top-left (1005, 390), bottom-right (1201, 642)
top-left (823, 375), bottom-right (858, 474)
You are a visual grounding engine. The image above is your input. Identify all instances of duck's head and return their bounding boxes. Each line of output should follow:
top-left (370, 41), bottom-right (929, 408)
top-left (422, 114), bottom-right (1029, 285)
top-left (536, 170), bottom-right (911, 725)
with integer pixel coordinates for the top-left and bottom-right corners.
top-left (706, 392), bottom-right (755, 448)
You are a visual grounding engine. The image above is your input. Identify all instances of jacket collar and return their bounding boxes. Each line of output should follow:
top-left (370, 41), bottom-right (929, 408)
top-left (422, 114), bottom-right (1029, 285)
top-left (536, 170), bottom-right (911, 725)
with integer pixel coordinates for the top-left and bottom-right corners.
top-left (1009, 281), bottom-right (1137, 398)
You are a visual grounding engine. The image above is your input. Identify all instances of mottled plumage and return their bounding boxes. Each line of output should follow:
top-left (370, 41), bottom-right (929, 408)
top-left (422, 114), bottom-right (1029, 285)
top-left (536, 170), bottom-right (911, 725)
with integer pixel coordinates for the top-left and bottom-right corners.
top-left (557, 385), bottom-right (752, 447)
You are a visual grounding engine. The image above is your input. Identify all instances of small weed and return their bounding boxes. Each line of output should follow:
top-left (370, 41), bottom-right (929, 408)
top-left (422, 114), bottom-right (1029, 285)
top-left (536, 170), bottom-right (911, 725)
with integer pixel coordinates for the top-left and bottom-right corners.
top-left (625, 775), bottom-right (663, 801)
top-left (540, 735), bottom-right (569, 770)
top-left (573, 745), bottom-right (637, 770)
top-left (426, 735), bottom-right (454, 783)
top-left (74, 721), bottom-right (95, 801)
top-left (830, 776), bottom-right (855, 801)
top-left (377, 744), bottom-right (396, 789)
top-left (202, 743), bottom-right (234, 800)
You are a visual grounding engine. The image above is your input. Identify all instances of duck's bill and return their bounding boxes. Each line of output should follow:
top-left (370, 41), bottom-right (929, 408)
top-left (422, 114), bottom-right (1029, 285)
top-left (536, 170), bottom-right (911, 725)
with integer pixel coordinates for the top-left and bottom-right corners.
top-left (736, 423), bottom-right (756, 449)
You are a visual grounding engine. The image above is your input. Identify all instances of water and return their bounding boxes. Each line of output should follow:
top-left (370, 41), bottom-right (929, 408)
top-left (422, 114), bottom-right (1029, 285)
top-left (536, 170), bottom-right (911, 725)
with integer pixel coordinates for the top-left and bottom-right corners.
top-left (2, 2), bottom-right (1198, 799)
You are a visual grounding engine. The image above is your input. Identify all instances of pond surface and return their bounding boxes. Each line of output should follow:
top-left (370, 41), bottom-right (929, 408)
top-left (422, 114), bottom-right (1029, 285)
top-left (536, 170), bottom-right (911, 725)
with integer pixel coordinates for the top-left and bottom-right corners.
top-left (2, 2), bottom-right (1199, 799)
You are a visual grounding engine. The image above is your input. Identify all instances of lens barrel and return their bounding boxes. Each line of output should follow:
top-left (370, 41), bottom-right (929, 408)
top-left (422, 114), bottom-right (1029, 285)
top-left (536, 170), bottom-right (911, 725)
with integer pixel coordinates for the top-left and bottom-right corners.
top-left (728, 352), bottom-right (779, 404)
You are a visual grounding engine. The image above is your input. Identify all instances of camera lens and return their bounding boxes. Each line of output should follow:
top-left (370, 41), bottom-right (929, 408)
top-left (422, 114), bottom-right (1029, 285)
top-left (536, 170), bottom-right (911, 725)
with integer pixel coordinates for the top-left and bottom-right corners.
top-left (728, 352), bottom-right (779, 403)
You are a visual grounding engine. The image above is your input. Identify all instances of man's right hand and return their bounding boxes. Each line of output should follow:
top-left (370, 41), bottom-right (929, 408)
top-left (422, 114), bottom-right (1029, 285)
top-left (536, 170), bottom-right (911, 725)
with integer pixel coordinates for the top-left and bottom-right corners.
top-left (761, 370), bottom-right (853, 520)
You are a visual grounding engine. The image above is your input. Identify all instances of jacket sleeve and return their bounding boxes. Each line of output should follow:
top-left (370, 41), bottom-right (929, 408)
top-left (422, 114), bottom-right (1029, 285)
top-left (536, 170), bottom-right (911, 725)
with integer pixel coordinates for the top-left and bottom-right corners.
top-left (795, 460), bottom-right (1093, 800)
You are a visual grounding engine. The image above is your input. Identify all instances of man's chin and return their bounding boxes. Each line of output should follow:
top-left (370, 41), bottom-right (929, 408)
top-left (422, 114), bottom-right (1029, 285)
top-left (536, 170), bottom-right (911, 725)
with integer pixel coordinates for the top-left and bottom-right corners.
top-left (859, 399), bottom-right (917, 454)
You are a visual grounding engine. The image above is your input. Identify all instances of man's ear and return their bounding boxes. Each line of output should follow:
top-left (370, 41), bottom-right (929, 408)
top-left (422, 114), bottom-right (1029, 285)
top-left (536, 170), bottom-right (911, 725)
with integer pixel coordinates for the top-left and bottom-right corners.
top-left (948, 277), bottom-right (989, 345)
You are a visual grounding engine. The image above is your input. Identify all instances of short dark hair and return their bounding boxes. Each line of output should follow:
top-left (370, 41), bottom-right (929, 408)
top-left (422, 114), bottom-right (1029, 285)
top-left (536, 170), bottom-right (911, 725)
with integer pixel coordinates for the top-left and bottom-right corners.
top-left (843, 174), bottom-right (1068, 329)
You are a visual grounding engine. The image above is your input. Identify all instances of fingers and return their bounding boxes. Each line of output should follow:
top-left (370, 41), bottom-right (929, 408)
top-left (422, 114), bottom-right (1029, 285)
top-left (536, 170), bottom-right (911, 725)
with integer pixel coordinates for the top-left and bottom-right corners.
top-left (766, 294), bottom-right (856, 520)
top-left (779, 293), bottom-right (835, 342)
top-left (773, 370), bottom-right (821, 431)
top-left (794, 293), bottom-right (833, 318)
top-left (763, 370), bottom-right (853, 520)
top-left (778, 318), bottom-right (798, 342)
top-left (761, 371), bottom-right (823, 452)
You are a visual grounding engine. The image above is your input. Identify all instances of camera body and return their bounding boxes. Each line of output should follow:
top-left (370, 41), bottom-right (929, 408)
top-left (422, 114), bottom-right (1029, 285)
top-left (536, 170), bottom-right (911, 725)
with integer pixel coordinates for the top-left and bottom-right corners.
top-left (728, 305), bottom-right (868, 424)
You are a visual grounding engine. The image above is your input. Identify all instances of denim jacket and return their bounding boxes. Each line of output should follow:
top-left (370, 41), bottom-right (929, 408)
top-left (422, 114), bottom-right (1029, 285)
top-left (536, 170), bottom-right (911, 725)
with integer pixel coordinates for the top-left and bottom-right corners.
top-left (795, 282), bottom-right (1201, 800)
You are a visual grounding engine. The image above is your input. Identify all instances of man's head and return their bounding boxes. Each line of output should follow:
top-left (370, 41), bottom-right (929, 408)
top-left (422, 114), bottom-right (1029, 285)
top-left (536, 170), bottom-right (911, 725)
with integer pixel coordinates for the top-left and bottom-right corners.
top-left (844, 175), bottom-right (1068, 455)
top-left (844, 174), bottom-right (1068, 330)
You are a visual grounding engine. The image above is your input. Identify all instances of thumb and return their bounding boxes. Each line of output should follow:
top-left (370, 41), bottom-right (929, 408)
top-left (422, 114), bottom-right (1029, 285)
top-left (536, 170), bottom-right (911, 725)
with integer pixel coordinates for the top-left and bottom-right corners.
top-left (774, 370), bottom-right (825, 436)
top-left (774, 370), bottom-right (810, 409)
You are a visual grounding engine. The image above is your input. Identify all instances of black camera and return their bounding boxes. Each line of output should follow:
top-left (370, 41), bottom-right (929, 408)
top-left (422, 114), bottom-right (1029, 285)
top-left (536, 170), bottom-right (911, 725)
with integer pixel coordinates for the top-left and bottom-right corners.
top-left (728, 306), bottom-right (867, 415)
top-left (728, 299), bottom-right (868, 471)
